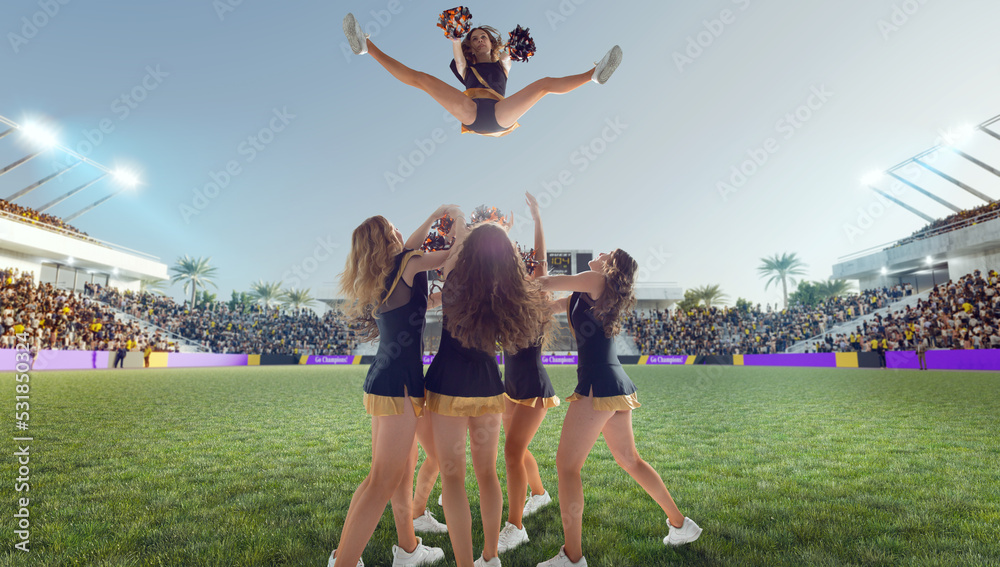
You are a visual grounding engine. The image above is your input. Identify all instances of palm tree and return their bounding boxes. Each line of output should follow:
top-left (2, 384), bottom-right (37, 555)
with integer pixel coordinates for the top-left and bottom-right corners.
top-left (139, 278), bottom-right (167, 295)
top-left (249, 280), bottom-right (284, 308)
top-left (693, 284), bottom-right (729, 307)
top-left (815, 278), bottom-right (855, 300)
top-left (281, 288), bottom-right (315, 312)
top-left (758, 252), bottom-right (808, 309)
top-left (170, 256), bottom-right (219, 309)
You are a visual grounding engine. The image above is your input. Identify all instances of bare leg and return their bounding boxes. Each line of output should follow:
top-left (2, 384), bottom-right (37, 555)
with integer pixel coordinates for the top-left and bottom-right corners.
top-left (388, 435), bottom-right (420, 551)
top-left (494, 70), bottom-right (595, 129)
top-left (503, 399), bottom-right (548, 529)
top-left (555, 398), bottom-right (614, 563)
top-left (601, 410), bottom-right (685, 527)
top-left (412, 414), bottom-right (440, 518)
top-left (432, 412), bottom-right (475, 567)
top-left (364, 39), bottom-right (478, 125)
top-left (332, 401), bottom-right (419, 567)
top-left (469, 413), bottom-right (503, 561)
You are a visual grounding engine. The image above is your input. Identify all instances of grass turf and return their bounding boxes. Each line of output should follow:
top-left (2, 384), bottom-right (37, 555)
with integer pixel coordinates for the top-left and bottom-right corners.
top-left (2, 365), bottom-right (998, 566)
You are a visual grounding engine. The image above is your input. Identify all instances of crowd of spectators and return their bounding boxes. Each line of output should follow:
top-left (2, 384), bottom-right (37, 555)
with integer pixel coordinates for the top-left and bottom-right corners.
top-left (803, 269), bottom-right (1000, 355)
top-left (626, 286), bottom-right (914, 356)
top-left (891, 201), bottom-right (1000, 249)
top-left (84, 283), bottom-right (360, 355)
top-left (1, 268), bottom-right (160, 354)
top-left (0, 198), bottom-right (90, 239)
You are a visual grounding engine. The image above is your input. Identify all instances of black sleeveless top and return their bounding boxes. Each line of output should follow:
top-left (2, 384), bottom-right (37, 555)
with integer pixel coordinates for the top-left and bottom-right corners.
top-left (450, 60), bottom-right (508, 96)
top-left (362, 250), bottom-right (428, 398)
top-left (569, 291), bottom-right (637, 399)
top-left (503, 344), bottom-right (557, 402)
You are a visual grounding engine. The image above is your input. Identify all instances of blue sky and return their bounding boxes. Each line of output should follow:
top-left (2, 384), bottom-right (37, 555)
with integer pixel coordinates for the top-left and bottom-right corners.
top-left (3, 0), bottom-right (1000, 307)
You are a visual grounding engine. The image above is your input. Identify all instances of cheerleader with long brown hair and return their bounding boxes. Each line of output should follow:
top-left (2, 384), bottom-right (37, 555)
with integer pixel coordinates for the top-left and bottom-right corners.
top-left (341, 10), bottom-right (622, 137)
top-left (327, 205), bottom-right (460, 567)
top-left (535, 250), bottom-right (702, 567)
top-left (424, 220), bottom-right (549, 567)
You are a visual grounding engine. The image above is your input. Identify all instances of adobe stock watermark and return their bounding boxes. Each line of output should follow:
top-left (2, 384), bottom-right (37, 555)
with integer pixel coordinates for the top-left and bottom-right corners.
top-left (545, 0), bottom-right (589, 31)
top-left (673, 0), bottom-right (752, 73)
top-left (718, 84), bottom-right (834, 202)
top-left (340, 0), bottom-right (415, 63)
top-left (50, 65), bottom-right (170, 170)
top-left (213, 0), bottom-right (249, 21)
top-left (7, 0), bottom-right (72, 54)
top-left (179, 107), bottom-right (296, 223)
top-left (510, 117), bottom-right (628, 236)
top-left (385, 110), bottom-right (462, 193)
top-left (281, 235), bottom-right (340, 289)
top-left (878, 0), bottom-right (932, 42)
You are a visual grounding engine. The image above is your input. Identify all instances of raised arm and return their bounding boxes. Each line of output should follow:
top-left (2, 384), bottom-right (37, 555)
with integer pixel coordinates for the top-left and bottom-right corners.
top-left (404, 204), bottom-right (459, 251)
top-left (440, 215), bottom-right (470, 279)
top-left (451, 38), bottom-right (467, 81)
top-left (525, 192), bottom-right (546, 280)
top-left (499, 47), bottom-right (511, 75)
top-left (538, 271), bottom-right (606, 299)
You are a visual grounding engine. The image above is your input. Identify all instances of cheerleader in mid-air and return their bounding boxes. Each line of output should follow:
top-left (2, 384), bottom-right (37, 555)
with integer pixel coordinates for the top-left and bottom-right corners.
top-left (536, 250), bottom-right (702, 567)
top-left (328, 205), bottom-right (460, 567)
top-left (342, 8), bottom-right (622, 137)
top-left (424, 219), bottom-right (550, 567)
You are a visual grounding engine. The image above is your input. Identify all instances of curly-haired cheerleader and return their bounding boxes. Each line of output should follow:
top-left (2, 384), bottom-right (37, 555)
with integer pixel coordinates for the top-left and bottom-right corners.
top-left (328, 205), bottom-right (460, 567)
top-left (536, 250), bottom-right (702, 567)
top-left (424, 220), bottom-right (549, 567)
top-left (342, 10), bottom-right (622, 137)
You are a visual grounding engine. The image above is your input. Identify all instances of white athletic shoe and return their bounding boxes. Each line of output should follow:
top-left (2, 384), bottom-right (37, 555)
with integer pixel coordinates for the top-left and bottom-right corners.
top-left (327, 550), bottom-right (363, 567)
top-left (342, 13), bottom-right (368, 55)
top-left (391, 536), bottom-right (445, 567)
top-left (521, 490), bottom-right (552, 517)
top-left (474, 555), bottom-right (501, 567)
top-left (497, 522), bottom-right (529, 553)
top-left (412, 510), bottom-right (448, 534)
top-left (591, 45), bottom-right (622, 84)
top-left (536, 546), bottom-right (587, 567)
top-left (663, 517), bottom-right (702, 546)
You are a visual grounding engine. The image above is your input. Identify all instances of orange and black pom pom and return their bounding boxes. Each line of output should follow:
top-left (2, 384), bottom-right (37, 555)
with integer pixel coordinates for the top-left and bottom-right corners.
top-left (519, 245), bottom-right (538, 275)
top-left (421, 214), bottom-right (456, 252)
top-left (437, 6), bottom-right (473, 40)
top-left (506, 25), bottom-right (535, 62)
top-left (470, 205), bottom-right (506, 225)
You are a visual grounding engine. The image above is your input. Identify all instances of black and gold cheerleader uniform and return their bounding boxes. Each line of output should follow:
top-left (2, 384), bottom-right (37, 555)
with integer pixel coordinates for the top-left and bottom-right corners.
top-left (503, 344), bottom-right (559, 408)
top-left (449, 59), bottom-right (520, 137)
top-left (424, 289), bottom-right (505, 416)
top-left (362, 249), bottom-right (427, 417)
top-left (565, 291), bottom-right (640, 411)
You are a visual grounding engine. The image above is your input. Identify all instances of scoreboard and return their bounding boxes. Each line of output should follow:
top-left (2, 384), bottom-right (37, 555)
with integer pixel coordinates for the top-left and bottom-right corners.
top-left (546, 250), bottom-right (592, 275)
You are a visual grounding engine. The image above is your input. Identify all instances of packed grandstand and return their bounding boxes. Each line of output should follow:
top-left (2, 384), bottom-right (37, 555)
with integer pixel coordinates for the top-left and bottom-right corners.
top-left (1, 199), bottom-right (998, 357)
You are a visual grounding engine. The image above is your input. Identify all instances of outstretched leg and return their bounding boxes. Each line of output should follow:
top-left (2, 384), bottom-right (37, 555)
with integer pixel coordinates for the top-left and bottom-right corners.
top-left (494, 70), bottom-right (594, 129)
top-left (412, 414), bottom-right (440, 519)
top-left (503, 400), bottom-right (548, 529)
top-left (601, 409), bottom-right (685, 527)
top-left (363, 39), bottom-right (478, 125)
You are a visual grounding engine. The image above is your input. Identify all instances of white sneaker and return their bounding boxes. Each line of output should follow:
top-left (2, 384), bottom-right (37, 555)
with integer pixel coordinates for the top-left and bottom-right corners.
top-left (537, 546), bottom-right (586, 567)
top-left (327, 550), bottom-right (364, 567)
top-left (392, 536), bottom-right (445, 567)
top-left (591, 45), bottom-right (622, 84)
top-left (474, 555), bottom-right (501, 567)
top-left (342, 13), bottom-right (368, 55)
top-left (521, 490), bottom-right (552, 517)
top-left (412, 509), bottom-right (448, 534)
top-left (663, 517), bottom-right (702, 546)
top-left (497, 522), bottom-right (529, 553)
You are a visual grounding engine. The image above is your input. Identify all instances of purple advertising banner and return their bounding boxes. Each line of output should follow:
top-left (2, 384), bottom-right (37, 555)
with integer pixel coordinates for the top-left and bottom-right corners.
top-left (31, 350), bottom-right (111, 370)
top-left (646, 355), bottom-right (688, 365)
top-left (886, 351), bottom-right (919, 370)
top-left (743, 353), bottom-right (836, 368)
top-left (421, 354), bottom-right (512, 365)
top-left (308, 355), bottom-right (356, 365)
top-left (167, 353), bottom-right (249, 368)
top-left (541, 355), bottom-right (578, 365)
top-left (926, 349), bottom-right (1000, 371)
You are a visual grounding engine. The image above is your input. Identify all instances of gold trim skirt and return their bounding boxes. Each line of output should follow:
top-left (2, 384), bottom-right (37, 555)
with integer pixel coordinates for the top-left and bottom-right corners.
top-left (363, 393), bottom-right (425, 417)
top-left (504, 393), bottom-right (561, 409)
top-left (565, 391), bottom-right (640, 411)
top-left (426, 391), bottom-right (505, 417)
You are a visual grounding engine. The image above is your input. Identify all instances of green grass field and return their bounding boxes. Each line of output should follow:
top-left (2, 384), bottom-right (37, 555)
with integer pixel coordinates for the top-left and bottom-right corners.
top-left (2, 365), bottom-right (998, 566)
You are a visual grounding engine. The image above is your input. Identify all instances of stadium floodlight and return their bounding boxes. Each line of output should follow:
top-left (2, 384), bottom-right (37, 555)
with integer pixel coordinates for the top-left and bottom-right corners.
top-left (19, 122), bottom-right (59, 149)
top-left (67, 257), bottom-right (75, 265)
top-left (881, 267), bottom-right (888, 275)
top-left (926, 256), bottom-right (933, 265)
top-left (113, 169), bottom-right (139, 188)
top-left (860, 171), bottom-right (884, 186)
